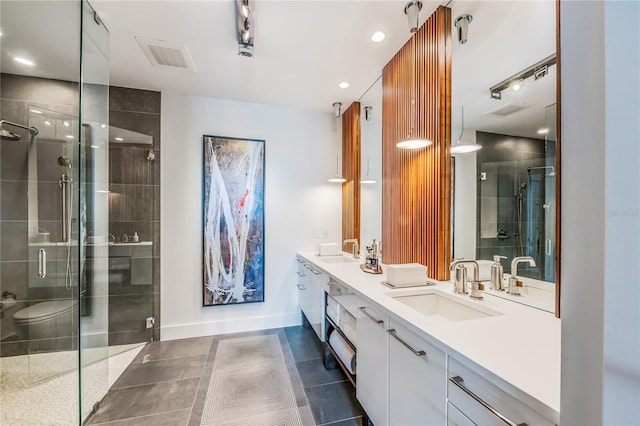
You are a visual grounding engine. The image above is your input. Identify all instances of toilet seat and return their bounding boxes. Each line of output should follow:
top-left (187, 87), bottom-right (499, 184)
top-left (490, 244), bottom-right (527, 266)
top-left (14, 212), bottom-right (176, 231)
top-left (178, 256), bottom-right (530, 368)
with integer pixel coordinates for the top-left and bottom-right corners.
top-left (13, 300), bottom-right (77, 325)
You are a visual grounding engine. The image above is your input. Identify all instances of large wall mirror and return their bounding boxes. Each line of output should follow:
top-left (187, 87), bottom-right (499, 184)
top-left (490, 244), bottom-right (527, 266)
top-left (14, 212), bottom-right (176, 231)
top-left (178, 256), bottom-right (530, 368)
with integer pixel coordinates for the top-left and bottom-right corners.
top-left (359, 77), bottom-right (383, 247)
top-left (450, 1), bottom-right (558, 313)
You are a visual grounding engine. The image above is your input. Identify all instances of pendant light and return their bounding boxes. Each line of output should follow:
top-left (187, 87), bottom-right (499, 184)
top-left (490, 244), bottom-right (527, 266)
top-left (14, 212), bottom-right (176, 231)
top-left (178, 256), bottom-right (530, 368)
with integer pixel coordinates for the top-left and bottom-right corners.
top-left (451, 106), bottom-right (482, 154)
top-left (397, 1), bottom-right (432, 150)
top-left (361, 157), bottom-right (377, 184)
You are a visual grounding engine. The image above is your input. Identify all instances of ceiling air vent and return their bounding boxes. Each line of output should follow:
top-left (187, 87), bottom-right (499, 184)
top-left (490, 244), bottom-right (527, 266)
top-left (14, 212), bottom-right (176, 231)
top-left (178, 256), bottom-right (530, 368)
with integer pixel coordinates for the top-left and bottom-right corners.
top-left (136, 37), bottom-right (196, 72)
top-left (486, 103), bottom-right (529, 117)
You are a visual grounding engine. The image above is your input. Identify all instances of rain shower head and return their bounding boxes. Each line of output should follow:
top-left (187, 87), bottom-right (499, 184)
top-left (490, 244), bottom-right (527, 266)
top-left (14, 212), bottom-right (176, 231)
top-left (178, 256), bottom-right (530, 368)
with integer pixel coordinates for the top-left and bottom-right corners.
top-left (0, 119), bottom-right (39, 138)
top-left (0, 128), bottom-right (21, 140)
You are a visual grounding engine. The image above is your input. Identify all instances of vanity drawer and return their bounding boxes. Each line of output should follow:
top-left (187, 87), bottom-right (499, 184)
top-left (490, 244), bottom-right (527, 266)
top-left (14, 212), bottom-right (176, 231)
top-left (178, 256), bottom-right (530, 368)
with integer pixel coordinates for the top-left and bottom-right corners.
top-left (447, 357), bottom-right (554, 426)
top-left (447, 401), bottom-right (474, 426)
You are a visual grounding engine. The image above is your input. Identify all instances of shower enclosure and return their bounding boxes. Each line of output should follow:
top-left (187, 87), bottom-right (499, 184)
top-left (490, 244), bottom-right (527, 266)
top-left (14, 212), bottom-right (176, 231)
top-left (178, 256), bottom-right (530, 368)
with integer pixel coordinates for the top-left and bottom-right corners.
top-left (0, 1), bottom-right (114, 423)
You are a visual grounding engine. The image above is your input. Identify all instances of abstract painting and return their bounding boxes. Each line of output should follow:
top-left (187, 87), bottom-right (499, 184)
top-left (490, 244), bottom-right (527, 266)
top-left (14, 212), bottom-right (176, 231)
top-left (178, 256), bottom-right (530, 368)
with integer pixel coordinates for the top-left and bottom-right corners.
top-left (203, 135), bottom-right (265, 306)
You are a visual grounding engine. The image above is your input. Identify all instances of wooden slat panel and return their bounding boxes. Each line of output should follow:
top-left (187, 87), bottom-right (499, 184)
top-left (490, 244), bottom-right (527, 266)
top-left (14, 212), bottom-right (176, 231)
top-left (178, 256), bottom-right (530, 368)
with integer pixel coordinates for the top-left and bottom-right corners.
top-left (342, 102), bottom-right (361, 244)
top-left (382, 6), bottom-right (452, 280)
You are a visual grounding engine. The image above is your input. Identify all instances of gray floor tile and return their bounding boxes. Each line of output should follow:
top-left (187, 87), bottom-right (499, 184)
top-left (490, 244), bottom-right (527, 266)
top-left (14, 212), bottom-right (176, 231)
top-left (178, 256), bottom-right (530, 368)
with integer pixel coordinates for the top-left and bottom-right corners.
top-left (288, 337), bottom-right (324, 362)
top-left (87, 378), bottom-right (199, 424)
top-left (90, 409), bottom-right (190, 426)
top-left (133, 336), bottom-right (212, 363)
top-left (186, 359), bottom-right (215, 426)
top-left (319, 417), bottom-right (364, 426)
top-left (305, 381), bottom-right (363, 426)
top-left (112, 354), bottom-right (206, 389)
top-left (296, 358), bottom-right (347, 388)
top-left (285, 325), bottom-right (318, 345)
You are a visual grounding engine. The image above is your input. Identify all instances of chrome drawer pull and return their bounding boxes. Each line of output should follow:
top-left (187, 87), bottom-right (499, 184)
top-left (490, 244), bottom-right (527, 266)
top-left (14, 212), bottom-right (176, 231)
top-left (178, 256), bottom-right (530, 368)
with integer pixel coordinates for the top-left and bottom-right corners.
top-left (387, 329), bottom-right (426, 357)
top-left (310, 268), bottom-right (322, 275)
top-left (359, 306), bottom-right (383, 325)
top-left (304, 264), bottom-right (313, 270)
top-left (297, 284), bottom-right (306, 290)
top-left (449, 376), bottom-right (528, 426)
top-left (297, 271), bottom-right (305, 277)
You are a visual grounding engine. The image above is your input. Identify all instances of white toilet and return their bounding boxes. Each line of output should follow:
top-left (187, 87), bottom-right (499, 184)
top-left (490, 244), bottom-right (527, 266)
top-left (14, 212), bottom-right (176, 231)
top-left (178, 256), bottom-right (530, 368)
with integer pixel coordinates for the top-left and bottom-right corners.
top-left (13, 300), bottom-right (78, 346)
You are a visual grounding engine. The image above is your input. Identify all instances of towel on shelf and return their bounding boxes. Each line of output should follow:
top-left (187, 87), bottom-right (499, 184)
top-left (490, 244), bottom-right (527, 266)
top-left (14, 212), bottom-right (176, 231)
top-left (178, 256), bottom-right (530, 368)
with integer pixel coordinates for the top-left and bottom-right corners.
top-left (386, 263), bottom-right (428, 286)
top-left (329, 330), bottom-right (356, 375)
top-left (326, 295), bottom-right (341, 324)
top-left (318, 243), bottom-right (339, 256)
top-left (339, 310), bottom-right (357, 342)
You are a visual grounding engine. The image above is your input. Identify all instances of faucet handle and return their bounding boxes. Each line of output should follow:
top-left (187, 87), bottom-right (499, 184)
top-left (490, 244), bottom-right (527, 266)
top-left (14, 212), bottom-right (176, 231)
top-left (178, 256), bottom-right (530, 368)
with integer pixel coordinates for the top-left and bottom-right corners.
top-left (469, 281), bottom-right (484, 300)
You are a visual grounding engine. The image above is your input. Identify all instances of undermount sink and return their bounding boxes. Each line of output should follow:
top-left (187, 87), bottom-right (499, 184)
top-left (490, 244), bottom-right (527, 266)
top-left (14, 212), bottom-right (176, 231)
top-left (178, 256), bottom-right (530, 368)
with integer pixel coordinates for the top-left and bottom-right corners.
top-left (318, 256), bottom-right (359, 264)
top-left (388, 289), bottom-right (502, 322)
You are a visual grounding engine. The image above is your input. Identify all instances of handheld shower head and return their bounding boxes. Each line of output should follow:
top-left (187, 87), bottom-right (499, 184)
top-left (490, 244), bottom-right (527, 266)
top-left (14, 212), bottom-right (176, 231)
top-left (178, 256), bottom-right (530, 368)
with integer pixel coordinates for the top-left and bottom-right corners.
top-left (58, 156), bottom-right (71, 168)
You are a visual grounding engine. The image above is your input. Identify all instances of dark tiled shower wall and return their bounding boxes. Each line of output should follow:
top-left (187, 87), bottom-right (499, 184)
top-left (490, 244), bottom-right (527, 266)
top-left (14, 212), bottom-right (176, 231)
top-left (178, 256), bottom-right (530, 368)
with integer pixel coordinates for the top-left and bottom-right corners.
top-left (475, 131), bottom-right (549, 274)
top-left (108, 86), bottom-right (161, 344)
top-left (0, 74), bottom-right (80, 356)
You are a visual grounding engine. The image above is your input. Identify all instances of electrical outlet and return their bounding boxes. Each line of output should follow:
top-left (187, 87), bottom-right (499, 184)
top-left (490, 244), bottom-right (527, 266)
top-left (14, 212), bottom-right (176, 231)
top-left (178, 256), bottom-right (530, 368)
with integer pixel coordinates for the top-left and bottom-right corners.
top-left (312, 227), bottom-right (319, 239)
top-left (322, 228), bottom-right (329, 239)
top-left (145, 317), bottom-right (155, 329)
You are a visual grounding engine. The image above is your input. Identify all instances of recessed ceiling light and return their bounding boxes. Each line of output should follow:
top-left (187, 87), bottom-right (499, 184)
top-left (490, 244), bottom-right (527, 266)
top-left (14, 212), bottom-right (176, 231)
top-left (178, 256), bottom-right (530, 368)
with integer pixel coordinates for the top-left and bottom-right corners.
top-left (65, 135), bottom-right (74, 139)
top-left (537, 128), bottom-right (549, 135)
top-left (101, 124), bottom-right (107, 128)
top-left (371, 31), bottom-right (386, 42)
top-left (115, 137), bottom-right (124, 142)
top-left (339, 82), bottom-right (349, 89)
top-left (14, 57), bottom-right (34, 66)
top-left (30, 109), bottom-right (42, 114)
top-left (63, 121), bottom-right (70, 127)
top-left (44, 121), bottom-right (51, 126)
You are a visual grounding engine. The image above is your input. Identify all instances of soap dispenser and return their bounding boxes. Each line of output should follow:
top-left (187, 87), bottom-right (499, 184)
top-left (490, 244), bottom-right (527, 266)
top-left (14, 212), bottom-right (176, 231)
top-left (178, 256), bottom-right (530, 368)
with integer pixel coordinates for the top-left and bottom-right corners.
top-left (490, 255), bottom-right (507, 290)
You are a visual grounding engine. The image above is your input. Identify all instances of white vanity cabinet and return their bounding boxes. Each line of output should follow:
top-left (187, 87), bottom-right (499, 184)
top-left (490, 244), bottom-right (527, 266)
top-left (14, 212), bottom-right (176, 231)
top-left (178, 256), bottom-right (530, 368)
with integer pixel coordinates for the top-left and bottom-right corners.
top-left (296, 256), bottom-right (326, 341)
top-left (447, 357), bottom-right (555, 426)
top-left (356, 299), bottom-right (388, 426)
top-left (388, 317), bottom-right (447, 426)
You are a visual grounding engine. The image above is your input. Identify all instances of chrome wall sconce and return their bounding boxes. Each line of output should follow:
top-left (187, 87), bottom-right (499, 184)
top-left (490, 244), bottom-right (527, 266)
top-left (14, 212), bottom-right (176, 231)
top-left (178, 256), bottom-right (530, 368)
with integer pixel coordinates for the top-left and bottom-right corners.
top-left (237, 0), bottom-right (254, 57)
top-left (364, 106), bottom-right (373, 121)
top-left (332, 102), bottom-right (342, 118)
top-left (489, 54), bottom-right (556, 100)
top-left (404, 0), bottom-right (423, 33)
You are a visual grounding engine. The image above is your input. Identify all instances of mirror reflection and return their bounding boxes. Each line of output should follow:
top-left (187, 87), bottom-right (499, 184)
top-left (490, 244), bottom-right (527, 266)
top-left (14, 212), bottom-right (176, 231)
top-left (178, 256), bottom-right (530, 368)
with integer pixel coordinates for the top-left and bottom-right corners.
top-left (359, 77), bottom-right (383, 246)
top-left (450, 1), bottom-right (557, 311)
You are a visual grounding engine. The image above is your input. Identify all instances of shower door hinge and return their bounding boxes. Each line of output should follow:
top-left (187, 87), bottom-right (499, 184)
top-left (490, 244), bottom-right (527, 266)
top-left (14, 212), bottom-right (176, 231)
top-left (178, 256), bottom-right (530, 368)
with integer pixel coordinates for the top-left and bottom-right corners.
top-left (145, 317), bottom-right (155, 329)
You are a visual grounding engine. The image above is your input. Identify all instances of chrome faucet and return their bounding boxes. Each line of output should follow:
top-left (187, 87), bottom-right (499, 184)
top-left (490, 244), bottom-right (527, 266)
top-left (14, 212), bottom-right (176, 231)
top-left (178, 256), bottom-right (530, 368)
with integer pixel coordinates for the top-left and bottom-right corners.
top-left (449, 259), bottom-right (479, 295)
top-left (343, 238), bottom-right (359, 258)
top-left (507, 256), bottom-right (536, 296)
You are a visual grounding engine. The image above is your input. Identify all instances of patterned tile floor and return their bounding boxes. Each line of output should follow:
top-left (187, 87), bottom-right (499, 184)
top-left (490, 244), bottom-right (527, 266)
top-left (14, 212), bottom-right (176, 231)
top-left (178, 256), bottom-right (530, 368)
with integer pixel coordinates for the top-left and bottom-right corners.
top-left (86, 326), bottom-right (367, 425)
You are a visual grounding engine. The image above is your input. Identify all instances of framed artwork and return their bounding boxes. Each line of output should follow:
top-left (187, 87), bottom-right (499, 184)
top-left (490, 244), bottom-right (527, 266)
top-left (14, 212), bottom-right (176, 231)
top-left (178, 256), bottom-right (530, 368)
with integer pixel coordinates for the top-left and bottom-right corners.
top-left (202, 135), bottom-right (265, 306)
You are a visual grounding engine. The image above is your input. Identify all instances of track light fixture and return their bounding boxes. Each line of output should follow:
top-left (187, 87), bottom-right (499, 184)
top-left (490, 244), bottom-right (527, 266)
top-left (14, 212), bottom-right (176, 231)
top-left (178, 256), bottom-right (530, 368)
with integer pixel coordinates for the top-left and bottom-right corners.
top-left (490, 54), bottom-right (556, 99)
top-left (332, 102), bottom-right (342, 118)
top-left (364, 106), bottom-right (372, 121)
top-left (404, 0), bottom-right (423, 33)
top-left (454, 14), bottom-right (473, 45)
top-left (237, 0), bottom-right (254, 57)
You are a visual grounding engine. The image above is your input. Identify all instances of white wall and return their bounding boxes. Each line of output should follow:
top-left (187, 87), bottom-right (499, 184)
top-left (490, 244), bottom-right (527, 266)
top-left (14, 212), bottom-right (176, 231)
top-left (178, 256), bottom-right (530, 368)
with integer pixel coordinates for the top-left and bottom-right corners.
top-left (561, 1), bottom-right (640, 425)
top-left (160, 92), bottom-right (342, 340)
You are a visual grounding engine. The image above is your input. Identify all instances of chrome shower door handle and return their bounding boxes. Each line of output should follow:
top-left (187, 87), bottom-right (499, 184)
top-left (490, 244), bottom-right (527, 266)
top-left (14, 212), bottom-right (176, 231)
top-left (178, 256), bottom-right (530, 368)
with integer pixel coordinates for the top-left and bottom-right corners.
top-left (38, 248), bottom-right (47, 278)
top-left (546, 239), bottom-right (552, 256)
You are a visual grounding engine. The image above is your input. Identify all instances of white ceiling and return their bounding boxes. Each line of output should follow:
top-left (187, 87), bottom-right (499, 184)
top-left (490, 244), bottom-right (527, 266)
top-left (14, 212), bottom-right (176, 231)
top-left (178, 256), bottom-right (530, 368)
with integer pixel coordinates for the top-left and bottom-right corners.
top-left (90, 0), bottom-right (443, 112)
top-left (1, 0), bottom-right (555, 137)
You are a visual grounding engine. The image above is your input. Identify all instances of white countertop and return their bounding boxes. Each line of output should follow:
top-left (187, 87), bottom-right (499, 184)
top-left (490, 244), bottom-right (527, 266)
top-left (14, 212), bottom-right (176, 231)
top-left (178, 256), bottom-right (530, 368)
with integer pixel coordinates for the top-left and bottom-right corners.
top-left (299, 251), bottom-right (561, 423)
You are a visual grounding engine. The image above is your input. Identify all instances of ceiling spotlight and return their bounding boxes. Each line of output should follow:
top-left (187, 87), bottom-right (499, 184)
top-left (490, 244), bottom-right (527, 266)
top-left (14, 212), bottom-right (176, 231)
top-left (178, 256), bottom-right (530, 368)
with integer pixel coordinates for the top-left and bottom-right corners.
top-left (510, 79), bottom-right (524, 92)
top-left (63, 121), bottom-right (70, 127)
top-left (115, 137), bottom-right (124, 142)
top-left (364, 106), bottom-right (373, 121)
top-left (14, 57), bottom-right (34, 66)
top-left (65, 135), bottom-right (74, 139)
top-left (332, 102), bottom-right (342, 118)
top-left (454, 14), bottom-right (473, 45)
top-left (339, 82), bottom-right (349, 89)
top-left (29, 109), bottom-right (42, 114)
top-left (371, 31), bottom-right (386, 43)
top-left (404, 0), bottom-right (423, 33)
top-left (537, 128), bottom-right (550, 135)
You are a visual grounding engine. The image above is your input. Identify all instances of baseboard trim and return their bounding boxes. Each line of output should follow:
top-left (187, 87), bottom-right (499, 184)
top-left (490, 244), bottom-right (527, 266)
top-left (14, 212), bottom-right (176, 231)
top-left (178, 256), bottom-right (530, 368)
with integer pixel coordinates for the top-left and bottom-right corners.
top-left (160, 312), bottom-right (301, 341)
